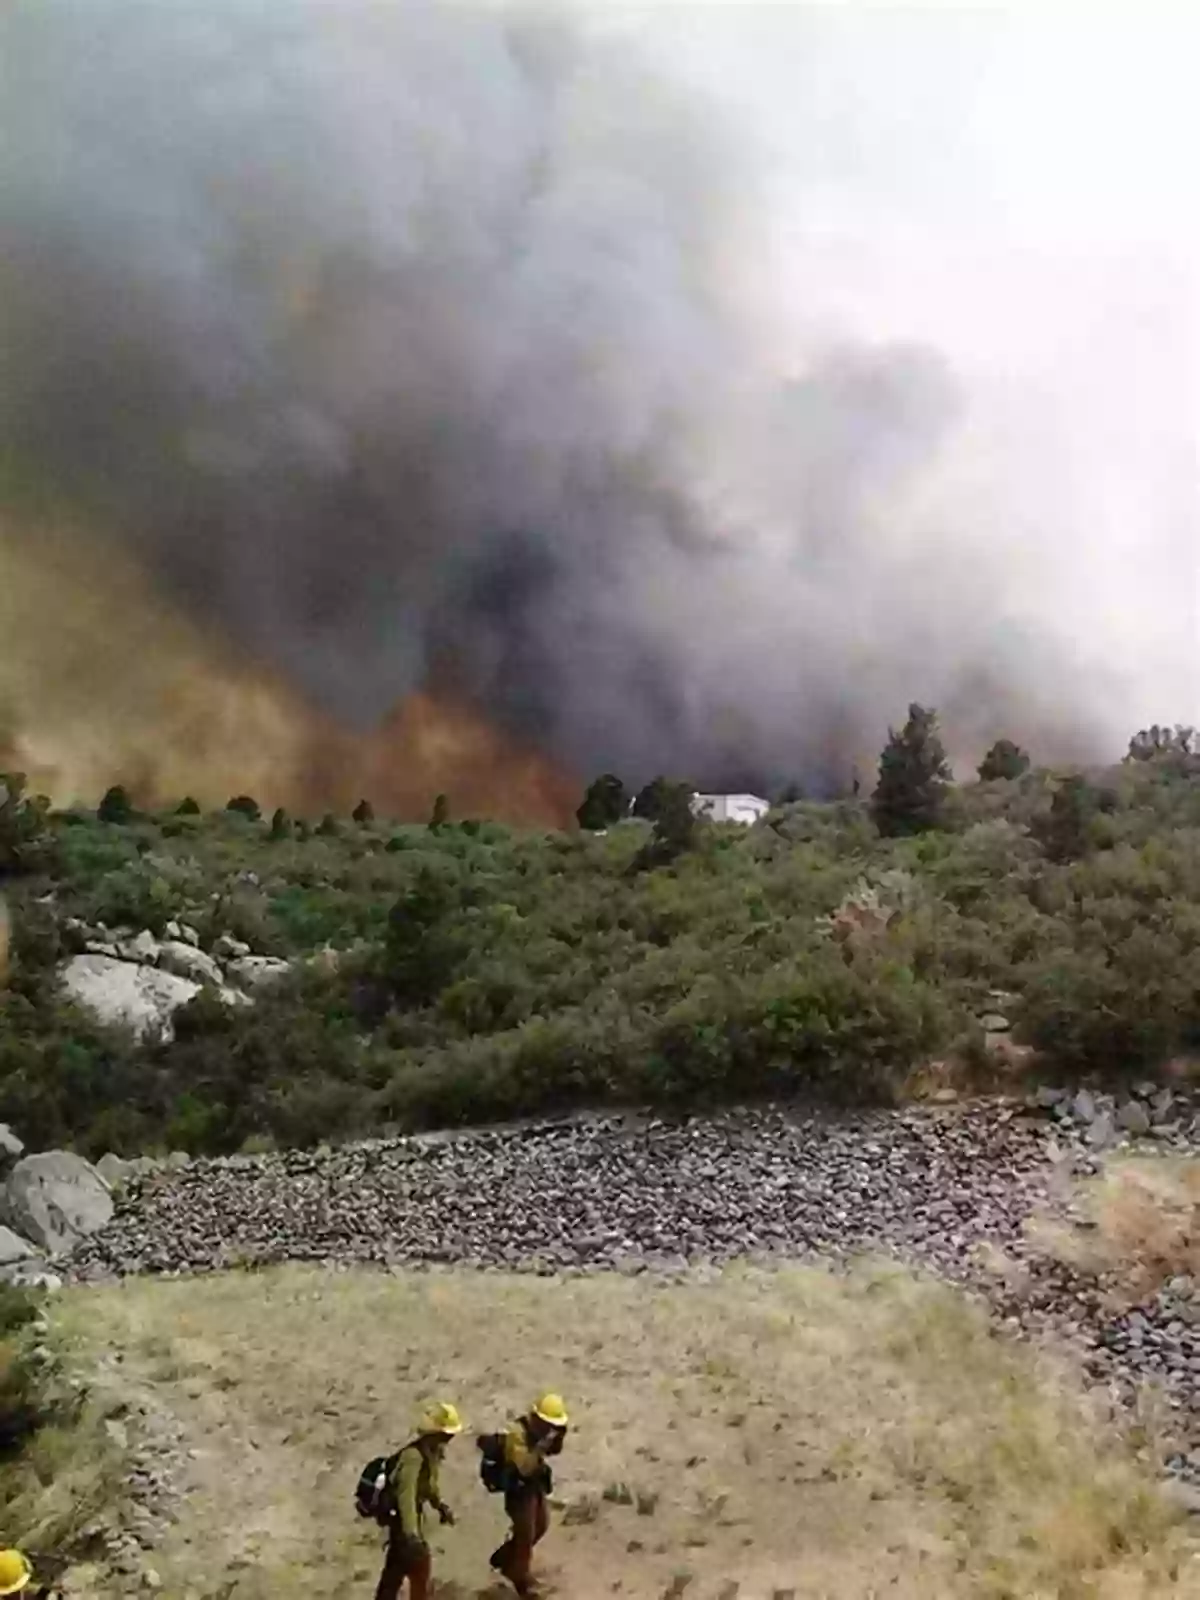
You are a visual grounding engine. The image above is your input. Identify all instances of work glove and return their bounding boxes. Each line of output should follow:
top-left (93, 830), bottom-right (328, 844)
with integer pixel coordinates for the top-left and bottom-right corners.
top-left (437, 1503), bottom-right (456, 1527)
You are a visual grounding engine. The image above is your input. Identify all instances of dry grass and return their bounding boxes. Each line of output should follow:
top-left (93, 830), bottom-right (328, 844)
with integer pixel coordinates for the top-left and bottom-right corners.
top-left (52, 1261), bottom-right (1199, 1600)
top-left (1029, 1154), bottom-right (1200, 1304)
top-left (0, 1326), bottom-right (124, 1571)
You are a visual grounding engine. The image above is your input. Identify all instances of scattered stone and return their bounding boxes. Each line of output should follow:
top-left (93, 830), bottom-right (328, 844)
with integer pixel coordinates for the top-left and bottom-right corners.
top-left (213, 934), bottom-right (251, 960)
top-left (4, 1262), bottom-right (62, 1291)
top-left (1086, 1111), bottom-right (1116, 1149)
top-left (1032, 1086), bottom-right (1066, 1109)
top-left (0, 1126), bottom-right (24, 1167)
top-left (1071, 1089), bottom-right (1098, 1125)
top-left (1117, 1100), bottom-right (1152, 1136)
top-left (979, 1013), bottom-right (1010, 1033)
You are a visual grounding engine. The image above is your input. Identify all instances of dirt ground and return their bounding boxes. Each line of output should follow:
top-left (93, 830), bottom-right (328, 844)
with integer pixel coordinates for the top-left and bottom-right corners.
top-left (55, 1260), bottom-right (1199, 1599)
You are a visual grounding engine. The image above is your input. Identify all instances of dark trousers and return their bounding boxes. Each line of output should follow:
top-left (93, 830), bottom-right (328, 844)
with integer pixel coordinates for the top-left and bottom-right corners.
top-left (373, 1529), bottom-right (431, 1600)
top-left (491, 1489), bottom-right (549, 1593)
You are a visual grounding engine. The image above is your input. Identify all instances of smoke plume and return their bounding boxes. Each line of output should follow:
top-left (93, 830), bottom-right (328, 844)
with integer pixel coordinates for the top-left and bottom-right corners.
top-left (0, 0), bottom-right (1193, 814)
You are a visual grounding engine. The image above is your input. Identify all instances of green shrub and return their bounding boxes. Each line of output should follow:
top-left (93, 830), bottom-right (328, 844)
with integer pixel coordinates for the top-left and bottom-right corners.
top-left (0, 774), bottom-right (54, 876)
top-left (225, 795), bottom-right (262, 822)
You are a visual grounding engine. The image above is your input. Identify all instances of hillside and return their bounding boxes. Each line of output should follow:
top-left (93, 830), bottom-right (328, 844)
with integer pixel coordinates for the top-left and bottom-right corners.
top-left (2, 747), bottom-right (1200, 1159)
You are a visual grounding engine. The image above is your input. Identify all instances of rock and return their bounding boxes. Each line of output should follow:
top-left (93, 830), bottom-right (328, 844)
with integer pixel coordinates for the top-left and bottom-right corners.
top-left (1087, 1111), bottom-right (1116, 1149)
top-left (0, 1126), bottom-right (24, 1167)
top-left (1032, 1086), bottom-right (1065, 1108)
top-left (224, 955), bottom-right (291, 992)
top-left (1153, 1088), bottom-right (1177, 1123)
top-left (3, 1263), bottom-right (62, 1291)
top-left (1117, 1100), bottom-right (1152, 1136)
top-left (118, 930), bottom-right (161, 964)
top-left (0, 1226), bottom-right (38, 1264)
top-left (1071, 1089), bottom-right (1098, 1125)
top-left (2, 1151), bottom-right (114, 1254)
top-left (97, 1154), bottom-right (133, 1189)
top-left (59, 955), bottom-right (201, 1043)
top-left (157, 941), bottom-right (224, 988)
top-left (979, 1013), bottom-right (1010, 1033)
top-left (929, 1088), bottom-right (958, 1105)
top-left (1162, 1476), bottom-right (1200, 1516)
top-left (178, 924), bottom-right (200, 948)
top-left (214, 934), bottom-right (251, 960)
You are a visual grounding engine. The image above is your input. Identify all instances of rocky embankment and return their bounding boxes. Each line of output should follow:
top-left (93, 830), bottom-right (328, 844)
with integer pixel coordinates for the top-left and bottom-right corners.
top-left (63, 1096), bottom-right (1200, 1489)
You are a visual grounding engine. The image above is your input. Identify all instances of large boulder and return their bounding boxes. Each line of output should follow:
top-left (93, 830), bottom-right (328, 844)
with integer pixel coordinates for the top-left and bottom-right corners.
top-left (2, 1152), bottom-right (113, 1255)
top-left (225, 955), bottom-right (291, 992)
top-left (0, 1225), bottom-right (37, 1264)
top-left (118, 929), bottom-right (161, 964)
top-left (157, 940), bottom-right (224, 988)
top-left (59, 954), bottom-right (200, 1042)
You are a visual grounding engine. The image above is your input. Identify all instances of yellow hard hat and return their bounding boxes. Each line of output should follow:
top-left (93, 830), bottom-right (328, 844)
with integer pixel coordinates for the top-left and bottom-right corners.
top-left (533, 1392), bottom-right (569, 1427)
top-left (417, 1400), bottom-right (463, 1437)
top-left (0, 1550), bottom-right (31, 1595)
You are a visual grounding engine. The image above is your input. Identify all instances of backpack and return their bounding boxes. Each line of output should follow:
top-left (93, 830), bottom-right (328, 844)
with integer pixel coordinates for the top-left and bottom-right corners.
top-left (355, 1450), bottom-right (401, 1525)
top-left (476, 1432), bottom-right (508, 1495)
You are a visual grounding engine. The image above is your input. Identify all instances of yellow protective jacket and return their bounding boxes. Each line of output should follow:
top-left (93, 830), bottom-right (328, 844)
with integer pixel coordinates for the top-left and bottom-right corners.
top-left (503, 1416), bottom-right (563, 1488)
top-left (389, 1441), bottom-right (442, 1540)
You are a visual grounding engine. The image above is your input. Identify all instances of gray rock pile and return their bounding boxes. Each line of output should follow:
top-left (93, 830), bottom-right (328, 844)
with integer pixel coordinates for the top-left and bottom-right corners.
top-left (1034, 1082), bottom-right (1200, 1149)
top-left (71, 1105), bottom-right (1062, 1279)
top-left (58, 918), bottom-right (291, 1041)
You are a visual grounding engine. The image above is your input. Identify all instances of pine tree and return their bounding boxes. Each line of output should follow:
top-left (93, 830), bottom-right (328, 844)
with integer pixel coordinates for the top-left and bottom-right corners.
top-left (871, 704), bottom-right (951, 837)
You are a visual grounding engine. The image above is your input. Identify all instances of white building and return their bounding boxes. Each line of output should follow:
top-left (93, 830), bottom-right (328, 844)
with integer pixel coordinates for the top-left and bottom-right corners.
top-left (691, 792), bottom-right (771, 825)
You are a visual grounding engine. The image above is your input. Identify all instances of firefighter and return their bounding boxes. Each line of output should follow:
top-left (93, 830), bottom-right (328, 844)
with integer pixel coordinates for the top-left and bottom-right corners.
top-left (373, 1401), bottom-right (462, 1600)
top-left (488, 1393), bottom-right (569, 1596)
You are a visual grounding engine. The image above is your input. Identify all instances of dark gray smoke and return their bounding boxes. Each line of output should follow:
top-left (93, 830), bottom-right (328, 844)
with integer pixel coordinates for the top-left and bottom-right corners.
top-left (0, 0), bottom-right (1131, 797)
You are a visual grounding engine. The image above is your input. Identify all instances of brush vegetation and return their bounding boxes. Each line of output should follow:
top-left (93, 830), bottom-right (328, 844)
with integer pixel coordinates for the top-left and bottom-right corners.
top-left (0, 719), bottom-right (1198, 1155)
